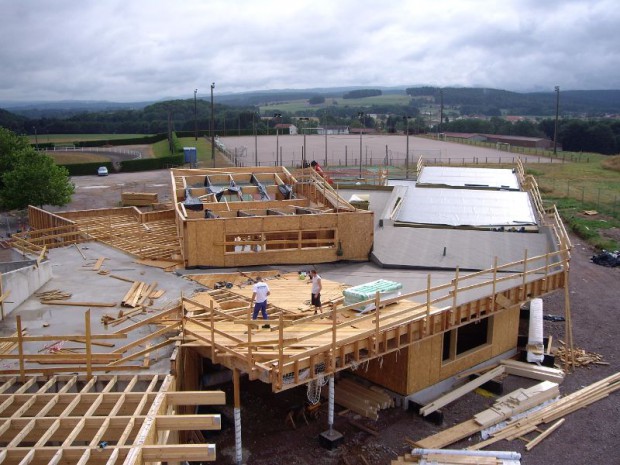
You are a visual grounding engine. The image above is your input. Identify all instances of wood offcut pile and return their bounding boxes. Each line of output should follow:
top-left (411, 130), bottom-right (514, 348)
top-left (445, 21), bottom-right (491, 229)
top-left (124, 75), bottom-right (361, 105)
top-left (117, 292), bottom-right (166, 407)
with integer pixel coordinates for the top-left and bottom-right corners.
top-left (555, 344), bottom-right (607, 368)
top-left (121, 281), bottom-right (159, 308)
top-left (326, 377), bottom-right (394, 421)
top-left (35, 289), bottom-right (72, 303)
top-left (0, 329), bottom-right (27, 354)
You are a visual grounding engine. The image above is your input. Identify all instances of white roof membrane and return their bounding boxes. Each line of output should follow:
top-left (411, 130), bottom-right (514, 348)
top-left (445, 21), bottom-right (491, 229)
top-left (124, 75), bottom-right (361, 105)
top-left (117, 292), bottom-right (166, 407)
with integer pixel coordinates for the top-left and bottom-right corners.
top-left (395, 186), bottom-right (537, 228)
top-left (417, 166), bottom-right (520, 190)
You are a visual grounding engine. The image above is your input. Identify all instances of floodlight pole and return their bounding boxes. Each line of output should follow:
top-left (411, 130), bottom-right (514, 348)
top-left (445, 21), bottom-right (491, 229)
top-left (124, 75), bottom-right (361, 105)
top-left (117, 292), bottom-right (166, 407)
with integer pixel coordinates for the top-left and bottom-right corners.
top-left (254, 112), bottom-right (258, 167)
top-left (358, 112), bottom-right (364, 179)
top-left (194, 89), bottom-right (198, 141)
top-left (210, 83), bottom-right (215, 167)
top-left (404, 116), bottom-right (410, 179)
top-left (274, 113), bottom-right (281, 166)
top-left (324, 110), bottom-right (328, 166)
top-left (553, 86), bottom-right (560, 156)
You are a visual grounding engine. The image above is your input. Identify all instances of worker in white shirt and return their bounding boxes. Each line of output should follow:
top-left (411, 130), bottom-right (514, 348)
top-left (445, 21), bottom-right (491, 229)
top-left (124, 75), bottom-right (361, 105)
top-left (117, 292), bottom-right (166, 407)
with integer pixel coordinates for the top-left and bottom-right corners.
top-left (251, 276), bottom-right (271, 328)
top-left (308, 269), bottom-right (322, 315)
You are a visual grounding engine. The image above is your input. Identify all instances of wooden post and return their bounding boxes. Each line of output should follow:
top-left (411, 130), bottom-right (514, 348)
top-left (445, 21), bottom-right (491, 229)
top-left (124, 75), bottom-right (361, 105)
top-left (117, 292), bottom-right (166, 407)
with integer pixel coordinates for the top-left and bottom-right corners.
top-left (451, 267), bottom-right (459, 326)
top-left (522, 249), bottom-right (529, 300)
top-left (85, 309), bottom-right (92, 380)
top-left (233, 367), bottom-right (242, 465)
top-left (16, 316), bottom-right (25, 383)
top-left (492, 256), bottom-right (498, 312)
top-left (0, 272), bottom-right (4, 321)
top-left (544, 251), bottom-right (550, 292)
top-left (331, 304), bottom-right (337, 372)
top-left (210, 300), bottom-right (216, 361)
top-left (278, 311), bottom-right (284, 389)
top-left (374, 291), bottom-right (380, 356)
top-left (563, 269), bottom-right (576, 371)
top-left (425, 274), bottom-right (431, 336)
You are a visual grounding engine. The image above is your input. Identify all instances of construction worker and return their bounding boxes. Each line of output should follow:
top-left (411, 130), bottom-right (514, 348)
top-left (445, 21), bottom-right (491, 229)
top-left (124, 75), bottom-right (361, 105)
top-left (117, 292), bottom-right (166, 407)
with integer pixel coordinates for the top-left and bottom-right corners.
top-left (251, 276), bottom-right (271, 328)
top-left (310, 160), bottom-right (333, 185)
top-left (307, 269), bottom-right (322, 315)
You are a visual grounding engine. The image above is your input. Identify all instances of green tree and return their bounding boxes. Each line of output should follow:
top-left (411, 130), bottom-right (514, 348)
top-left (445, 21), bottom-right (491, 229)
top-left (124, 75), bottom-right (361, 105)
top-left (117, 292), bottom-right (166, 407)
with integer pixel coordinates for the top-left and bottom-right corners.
top-left (0, 128), bottom-right (74, 209)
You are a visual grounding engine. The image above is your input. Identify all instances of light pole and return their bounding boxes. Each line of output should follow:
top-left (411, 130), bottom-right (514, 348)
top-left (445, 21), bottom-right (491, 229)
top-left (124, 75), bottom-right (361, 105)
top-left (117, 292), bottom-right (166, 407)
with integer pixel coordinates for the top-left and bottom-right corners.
top-left (210, 83), bottom-right (215, 167)
top-left (33, 126), bottom-right (39, 150)
top-left (553, 86), bottom-right (560, 156)
top-left (194, 89), bottom-right (198, 141)
top-left (273, 113), bottom-right (281, 166)
top-left (299, 117), bottom-right (309, 166)
top-left (253, 112), bottom-right (258, 167)
top-left (323, 110), bottom-right (328, 166)
top-left (358, 112), bottom-right (364, 179)
top-left (404, 116), bottom-right (410, 179)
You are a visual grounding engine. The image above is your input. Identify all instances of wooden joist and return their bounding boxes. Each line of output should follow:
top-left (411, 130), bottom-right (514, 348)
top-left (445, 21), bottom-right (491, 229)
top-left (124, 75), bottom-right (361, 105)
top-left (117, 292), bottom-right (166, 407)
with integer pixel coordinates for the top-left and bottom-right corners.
top-left (500, 359), bottom-right (565, 383)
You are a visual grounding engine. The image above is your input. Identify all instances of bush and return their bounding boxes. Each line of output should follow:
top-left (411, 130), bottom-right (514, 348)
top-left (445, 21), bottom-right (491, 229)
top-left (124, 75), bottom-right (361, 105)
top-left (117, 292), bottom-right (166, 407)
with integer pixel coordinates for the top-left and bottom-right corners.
top-left (61, 161), bottom-right (114, 176)
top-left (120, 155), bottom-right (184, 172)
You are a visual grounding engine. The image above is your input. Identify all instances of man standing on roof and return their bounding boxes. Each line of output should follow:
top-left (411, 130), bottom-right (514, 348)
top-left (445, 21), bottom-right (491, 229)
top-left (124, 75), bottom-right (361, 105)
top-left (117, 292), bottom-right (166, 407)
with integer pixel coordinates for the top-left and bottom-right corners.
top-left (251, 276), bottom-right (271, 328)
top-left (310, 160), bottom-right (333, 185)
top-left (307, 269), bottom-right (322, 315)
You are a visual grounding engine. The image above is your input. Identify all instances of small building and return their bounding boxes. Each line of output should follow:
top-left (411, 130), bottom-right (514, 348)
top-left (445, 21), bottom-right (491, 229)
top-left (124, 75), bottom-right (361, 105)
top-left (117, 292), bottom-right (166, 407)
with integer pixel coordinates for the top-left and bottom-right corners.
top-left (274, 123), bottom-right (298, 135)
top-left (317, 125), bottom-right (350, 135)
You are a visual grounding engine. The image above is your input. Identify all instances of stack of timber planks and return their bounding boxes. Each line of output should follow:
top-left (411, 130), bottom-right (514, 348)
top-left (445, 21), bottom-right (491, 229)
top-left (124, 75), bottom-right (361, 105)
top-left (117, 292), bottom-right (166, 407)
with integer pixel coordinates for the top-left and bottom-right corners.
top-left (392, 449), bottom-right (521, 465)
top-left (122, 281), bottom-right (159, 308)
top-left (327, 378), bottom-right (394, 421)
top-left (469, 371), bottom-right (620, 450)
top-left (121, 191), bottom-right (158, 206)
top-left (500, 359), bottom-right (565, 383)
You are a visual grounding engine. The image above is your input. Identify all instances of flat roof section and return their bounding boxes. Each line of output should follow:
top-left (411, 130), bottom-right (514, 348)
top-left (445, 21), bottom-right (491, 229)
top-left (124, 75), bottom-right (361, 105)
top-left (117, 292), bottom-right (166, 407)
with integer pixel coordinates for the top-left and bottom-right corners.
top-left (395, 186), bottom-right (537, 228)
top-left (417, 166), bottom-right (520, 190)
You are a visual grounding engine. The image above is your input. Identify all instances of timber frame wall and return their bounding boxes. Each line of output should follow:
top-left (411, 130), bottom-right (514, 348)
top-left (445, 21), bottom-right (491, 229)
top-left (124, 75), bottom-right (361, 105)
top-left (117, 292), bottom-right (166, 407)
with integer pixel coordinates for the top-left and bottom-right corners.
top-left (0, 374), bottom-right (225, 465)
top-left (170, 166), bottom-right (374, 267)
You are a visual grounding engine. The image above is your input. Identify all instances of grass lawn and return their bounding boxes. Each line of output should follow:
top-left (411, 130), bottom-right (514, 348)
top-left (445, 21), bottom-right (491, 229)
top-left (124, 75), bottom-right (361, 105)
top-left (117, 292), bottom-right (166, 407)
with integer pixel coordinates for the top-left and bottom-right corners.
top-left (29, 134), bottom-right (148, 144)
top-left (260, 94), bottom-right (411, 114)
top-left (525, 154), bottom-right (620, 250)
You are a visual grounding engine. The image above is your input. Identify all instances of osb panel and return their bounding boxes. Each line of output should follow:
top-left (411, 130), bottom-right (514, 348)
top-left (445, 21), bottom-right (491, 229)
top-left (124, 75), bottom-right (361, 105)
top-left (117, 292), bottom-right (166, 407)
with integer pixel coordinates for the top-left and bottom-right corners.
top-left (358, 348), bottom-right (409, 395)
top-left (491, 306), bottom-right (520, 356)
top-left (406, 339), bottom-right (435, 394)
top-left (337, 212), bottom-right (374, 260)
top-left (300, 214), bottom-right (337, 229)
top-left (223, 249), bottom-right (337, 267)
top-left (438, 345), bottom-right (494, 382)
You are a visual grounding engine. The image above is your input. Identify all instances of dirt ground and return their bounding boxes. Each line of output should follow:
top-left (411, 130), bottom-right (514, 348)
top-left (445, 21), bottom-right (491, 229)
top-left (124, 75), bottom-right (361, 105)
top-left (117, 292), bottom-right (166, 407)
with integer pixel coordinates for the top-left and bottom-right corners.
top-left (7, 167), bottom-right (619, 465)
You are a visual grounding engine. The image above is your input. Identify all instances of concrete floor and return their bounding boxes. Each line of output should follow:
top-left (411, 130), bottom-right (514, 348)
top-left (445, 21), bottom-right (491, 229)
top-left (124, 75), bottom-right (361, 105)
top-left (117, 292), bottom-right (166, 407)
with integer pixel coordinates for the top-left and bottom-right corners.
top-left (1, 241), bottom-right (203, 373)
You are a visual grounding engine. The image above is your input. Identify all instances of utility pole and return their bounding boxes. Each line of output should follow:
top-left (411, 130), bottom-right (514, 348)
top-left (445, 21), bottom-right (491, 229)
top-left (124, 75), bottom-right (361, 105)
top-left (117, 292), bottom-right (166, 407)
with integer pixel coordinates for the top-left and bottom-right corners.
top-left (404, 116), bottom-right (410, 179)
top-left (274, 113), bottom-right (281, 166)
top-left (210, 83), bottom-right (215, 167)
top-left (253, 112), bottom-right (258, 167)
top-left (553, 86), bottom-right (560, 156)
top-left (358, 112), bottom-right (364, 179)
top-left (194, 89), bottom-right (198, 141)
top-left (439, 89), bottom-right (444, 135)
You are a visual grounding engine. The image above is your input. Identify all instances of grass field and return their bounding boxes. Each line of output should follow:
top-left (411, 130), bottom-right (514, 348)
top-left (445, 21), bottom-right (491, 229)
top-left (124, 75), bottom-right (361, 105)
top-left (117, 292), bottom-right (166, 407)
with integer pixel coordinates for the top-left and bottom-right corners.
top-left (28, 134), bottom-right (148, 144)
top-left (46, 152), bottom-right (110, 164)
top-left (524, 154), bottom-right (620, 249)
top-left (260, 94), bottom-right (412, 114)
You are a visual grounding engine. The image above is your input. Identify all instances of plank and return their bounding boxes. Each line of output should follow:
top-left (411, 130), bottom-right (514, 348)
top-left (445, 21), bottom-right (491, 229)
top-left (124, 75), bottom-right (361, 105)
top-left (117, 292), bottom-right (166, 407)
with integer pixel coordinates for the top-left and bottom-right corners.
top-left (420, 366), bottom-right (505, 416)
top-left (42, 300), bottom-right (117, 307)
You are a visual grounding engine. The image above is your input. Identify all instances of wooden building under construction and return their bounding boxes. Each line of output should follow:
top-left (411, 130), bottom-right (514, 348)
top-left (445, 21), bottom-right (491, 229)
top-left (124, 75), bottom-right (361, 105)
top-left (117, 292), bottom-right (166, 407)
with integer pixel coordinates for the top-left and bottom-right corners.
top-left (170, 166), bottom-right (374, 268)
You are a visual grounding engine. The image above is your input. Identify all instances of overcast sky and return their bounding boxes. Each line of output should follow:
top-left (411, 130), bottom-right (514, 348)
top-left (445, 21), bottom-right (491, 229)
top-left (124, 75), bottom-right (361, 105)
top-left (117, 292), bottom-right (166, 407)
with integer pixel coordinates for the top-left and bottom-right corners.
top-left (1, 0), bottom-right (618, 103)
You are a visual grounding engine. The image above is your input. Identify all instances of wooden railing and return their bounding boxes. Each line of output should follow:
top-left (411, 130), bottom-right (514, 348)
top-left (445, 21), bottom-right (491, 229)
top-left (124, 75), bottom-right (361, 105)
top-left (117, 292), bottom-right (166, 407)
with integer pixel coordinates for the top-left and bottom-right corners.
top-left (183, 246), bottom-right (570, 392)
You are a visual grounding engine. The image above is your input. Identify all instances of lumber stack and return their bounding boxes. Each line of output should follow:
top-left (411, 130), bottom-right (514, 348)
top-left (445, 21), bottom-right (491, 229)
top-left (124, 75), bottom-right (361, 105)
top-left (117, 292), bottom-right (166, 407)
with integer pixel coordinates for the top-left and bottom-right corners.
top-left (500, 359), bottom-right (565, 383)
top-left (121, 191), bottom-right (158, 206)
top-left (469, 371), bottom-right (620, 450)
top-left (392, 449), bottom-right (521, 464)
top-left (328, 378), bottom-right (394, 420)
top-left (121, 281), bottom-right (158, 308)
top-left (36, 289), bottom-right (72, 303)
top-left (0, 329), bottom-right (27, 354)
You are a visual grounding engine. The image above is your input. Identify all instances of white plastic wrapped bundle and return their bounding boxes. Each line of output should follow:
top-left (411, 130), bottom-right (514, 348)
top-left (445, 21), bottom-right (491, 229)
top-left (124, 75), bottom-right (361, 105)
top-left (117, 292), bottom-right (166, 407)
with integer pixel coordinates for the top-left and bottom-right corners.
top-left (527, 298), bottom-right (545, 363)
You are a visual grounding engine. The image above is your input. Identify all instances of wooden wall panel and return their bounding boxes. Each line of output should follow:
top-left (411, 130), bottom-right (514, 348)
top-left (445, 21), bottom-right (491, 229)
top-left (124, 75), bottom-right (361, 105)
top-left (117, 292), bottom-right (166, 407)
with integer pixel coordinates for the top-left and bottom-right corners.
top-left (406, 339), bottom-right (435, 394)
top-left (358, 348), bottom-right (409, 395)
top-left (491, 306), bottom-right (520, 356)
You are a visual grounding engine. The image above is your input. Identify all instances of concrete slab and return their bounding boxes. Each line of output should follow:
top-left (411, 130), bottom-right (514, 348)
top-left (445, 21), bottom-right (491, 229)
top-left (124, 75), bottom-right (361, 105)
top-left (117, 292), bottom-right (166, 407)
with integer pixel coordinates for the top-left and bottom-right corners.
top-left (0, 241), bottom-right (203, 373)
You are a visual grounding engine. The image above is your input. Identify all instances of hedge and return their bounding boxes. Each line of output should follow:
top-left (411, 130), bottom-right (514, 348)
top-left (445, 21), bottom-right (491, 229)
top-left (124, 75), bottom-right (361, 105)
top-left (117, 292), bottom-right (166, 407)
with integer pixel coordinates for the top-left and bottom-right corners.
top-left (61, 161), bottom-right (114, 176)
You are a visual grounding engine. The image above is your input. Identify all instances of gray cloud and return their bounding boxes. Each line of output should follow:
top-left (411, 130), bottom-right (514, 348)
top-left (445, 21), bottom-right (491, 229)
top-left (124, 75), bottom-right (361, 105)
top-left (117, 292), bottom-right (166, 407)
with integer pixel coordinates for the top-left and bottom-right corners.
top-left (0, 0), bottom-right (618, 103)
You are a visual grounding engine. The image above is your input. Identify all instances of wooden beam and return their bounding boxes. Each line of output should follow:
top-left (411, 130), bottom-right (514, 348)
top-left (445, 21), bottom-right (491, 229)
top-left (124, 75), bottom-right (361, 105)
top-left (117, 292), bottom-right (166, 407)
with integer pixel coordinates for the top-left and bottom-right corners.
top-left (141, 444), bottom-right (216, 461)
top-left (155, 414), bottom-right (221, 430)
top-left (166, 391), bottom-right (226, 406)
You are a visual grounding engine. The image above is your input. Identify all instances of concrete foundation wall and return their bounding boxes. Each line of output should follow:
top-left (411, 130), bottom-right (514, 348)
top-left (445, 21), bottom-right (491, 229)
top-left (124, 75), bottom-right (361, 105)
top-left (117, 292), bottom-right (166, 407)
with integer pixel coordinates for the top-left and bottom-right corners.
top-left (1, 260), bottom-right (52, 318)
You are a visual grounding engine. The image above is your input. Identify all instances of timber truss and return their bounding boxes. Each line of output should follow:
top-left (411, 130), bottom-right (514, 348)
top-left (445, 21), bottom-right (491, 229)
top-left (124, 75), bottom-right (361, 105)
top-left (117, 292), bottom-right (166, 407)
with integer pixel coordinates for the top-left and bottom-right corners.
top-left (0, 374), bottom-right (224, 465)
